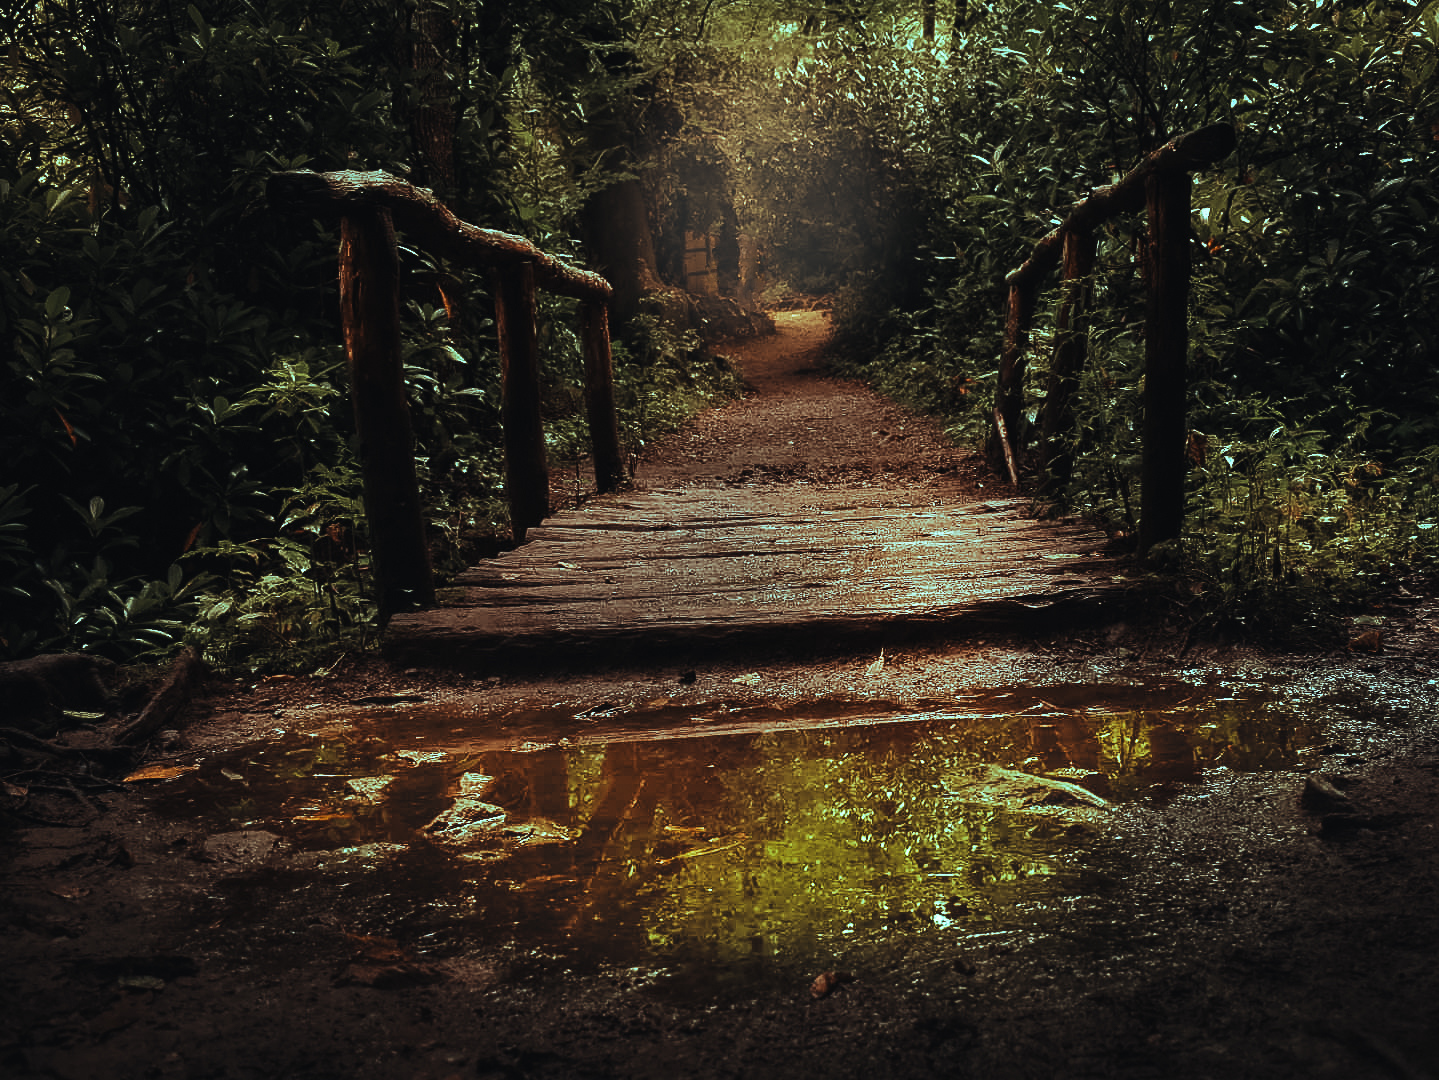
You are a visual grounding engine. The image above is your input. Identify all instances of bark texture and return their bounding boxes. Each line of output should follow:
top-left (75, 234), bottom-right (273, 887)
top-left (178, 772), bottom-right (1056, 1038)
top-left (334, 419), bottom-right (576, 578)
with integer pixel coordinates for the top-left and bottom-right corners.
top-left (1139, 168), bottom-right (1192, 553)
top-left (493, 263), bottom-right (550, 543)
top-left (338, 208), bottom-right (436, 615)
top-left (269, 169), bottom-right (611, 301)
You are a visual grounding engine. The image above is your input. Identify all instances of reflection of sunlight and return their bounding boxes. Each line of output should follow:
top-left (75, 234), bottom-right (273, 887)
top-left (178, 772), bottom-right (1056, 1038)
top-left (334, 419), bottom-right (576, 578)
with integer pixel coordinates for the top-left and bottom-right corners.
top-left (148, 681), bottom-right (1331, 975)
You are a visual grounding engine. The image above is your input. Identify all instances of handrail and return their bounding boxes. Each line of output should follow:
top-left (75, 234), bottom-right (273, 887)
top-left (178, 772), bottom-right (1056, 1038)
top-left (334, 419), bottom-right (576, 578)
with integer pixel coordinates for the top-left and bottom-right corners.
top-left (989, 122), bottom-right (1236, 553)
top-left (269, 170), bottom-right (613, 301)
top-left (268, 168), bottom-right (626, 617)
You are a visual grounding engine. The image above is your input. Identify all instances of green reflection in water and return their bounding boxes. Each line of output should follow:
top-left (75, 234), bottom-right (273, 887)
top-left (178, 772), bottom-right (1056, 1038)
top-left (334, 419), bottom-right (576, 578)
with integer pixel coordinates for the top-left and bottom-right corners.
top-left (151, 683), bottom-right (1327, 974)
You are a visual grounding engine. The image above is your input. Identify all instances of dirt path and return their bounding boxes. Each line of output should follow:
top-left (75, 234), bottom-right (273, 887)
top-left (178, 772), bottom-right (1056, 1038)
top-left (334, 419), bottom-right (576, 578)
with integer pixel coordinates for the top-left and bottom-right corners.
top-left (7, 315), bottom-right (1439, 1080)
top-left (635, 310), bottom-right (984, 497)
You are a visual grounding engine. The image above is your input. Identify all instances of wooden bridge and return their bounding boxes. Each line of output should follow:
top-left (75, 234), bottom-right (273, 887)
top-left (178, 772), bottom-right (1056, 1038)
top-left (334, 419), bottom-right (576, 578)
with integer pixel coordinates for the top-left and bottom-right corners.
top-left (384, 489), bottom-right (1124, 667)
top-left (265, 140), bottom-right (1246, 668)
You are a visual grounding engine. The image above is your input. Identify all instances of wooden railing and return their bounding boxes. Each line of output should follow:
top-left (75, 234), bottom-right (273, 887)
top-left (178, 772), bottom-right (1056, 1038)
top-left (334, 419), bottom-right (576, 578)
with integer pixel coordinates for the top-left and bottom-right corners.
top-left (267, 169), bottom-right (625, 616)
top-left (990, 122), bottom-right (1236, 553)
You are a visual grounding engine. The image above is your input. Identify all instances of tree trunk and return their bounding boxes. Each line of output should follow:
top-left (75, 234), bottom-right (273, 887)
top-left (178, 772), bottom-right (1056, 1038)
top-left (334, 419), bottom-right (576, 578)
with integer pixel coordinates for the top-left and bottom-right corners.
top-left (951, 0), bottom-right (969, 49)
top-left (580, 173), bottom-right (663, 330)
top-left (408, 2), bottom-right (457, 200)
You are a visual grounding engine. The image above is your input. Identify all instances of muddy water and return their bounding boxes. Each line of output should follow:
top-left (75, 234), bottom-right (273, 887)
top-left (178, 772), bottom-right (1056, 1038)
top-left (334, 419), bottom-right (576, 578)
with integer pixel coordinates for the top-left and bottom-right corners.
top-left (148, 679), bottom-right (1333, 988)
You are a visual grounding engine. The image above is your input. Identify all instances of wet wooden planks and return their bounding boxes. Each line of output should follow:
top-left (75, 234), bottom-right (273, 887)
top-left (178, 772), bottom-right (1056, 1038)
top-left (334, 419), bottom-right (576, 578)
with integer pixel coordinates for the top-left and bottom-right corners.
top-left (385, 492), bottom-right (1125, 665)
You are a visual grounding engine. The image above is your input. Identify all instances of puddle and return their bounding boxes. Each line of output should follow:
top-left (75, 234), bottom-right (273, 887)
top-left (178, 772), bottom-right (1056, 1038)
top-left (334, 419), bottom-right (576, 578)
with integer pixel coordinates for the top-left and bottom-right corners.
top-left (148, 680), bottom-right (1334, 985)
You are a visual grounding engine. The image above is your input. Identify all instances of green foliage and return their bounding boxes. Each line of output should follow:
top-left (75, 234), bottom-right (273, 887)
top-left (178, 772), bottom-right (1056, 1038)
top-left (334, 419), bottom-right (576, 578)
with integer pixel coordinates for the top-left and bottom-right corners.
top-left (1181, 409), bottom-right (1439, 634)
top-left (6, 0), bottom-right (1435, 659)
top-left (182, 465), bottom-right (378, 671)
top-left (617, 304), bottom-right (741, 451)
top-left (793, 0), bottom-right (1439, 627)
top-left (0, 0), bottom-right (746, 668)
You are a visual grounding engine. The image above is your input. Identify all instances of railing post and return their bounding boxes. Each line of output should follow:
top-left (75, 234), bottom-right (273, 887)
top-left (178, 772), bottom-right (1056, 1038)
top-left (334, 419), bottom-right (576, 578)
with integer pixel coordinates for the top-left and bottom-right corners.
top-left (1139, 167), bottom-right (1191, 554)
top-left (492, 263), bottom-right (549, 543)
top-left (989, 279), bottom-right (1038, 484)
top-left (579, 301), bottom-right (626, 493)
top-left (1039, 228), bottom-right (1096, 501)
top-left (338, 208), bottom-right (436, 617)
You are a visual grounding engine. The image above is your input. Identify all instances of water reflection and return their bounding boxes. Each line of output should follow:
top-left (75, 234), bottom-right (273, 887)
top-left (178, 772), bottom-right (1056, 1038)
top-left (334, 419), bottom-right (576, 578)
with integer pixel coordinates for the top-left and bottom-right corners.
top-left (151, 682), bottom-right (1326, 975)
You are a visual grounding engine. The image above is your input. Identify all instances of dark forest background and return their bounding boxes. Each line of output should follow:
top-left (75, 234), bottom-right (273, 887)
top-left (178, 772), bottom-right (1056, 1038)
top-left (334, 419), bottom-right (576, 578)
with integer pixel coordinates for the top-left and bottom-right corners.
top-left (2, 0), bottom-right (1436, 666)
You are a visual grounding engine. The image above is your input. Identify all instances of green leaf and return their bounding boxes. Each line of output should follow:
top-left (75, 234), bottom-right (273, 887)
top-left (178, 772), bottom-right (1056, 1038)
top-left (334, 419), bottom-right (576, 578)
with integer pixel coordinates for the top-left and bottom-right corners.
top-left (45, 287), bottom-right (71, 320)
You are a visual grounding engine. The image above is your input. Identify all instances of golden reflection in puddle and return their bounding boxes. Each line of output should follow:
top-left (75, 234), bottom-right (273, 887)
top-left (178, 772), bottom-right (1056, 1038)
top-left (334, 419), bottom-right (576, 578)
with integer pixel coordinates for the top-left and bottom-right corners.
top-left (149, 683), bottom-right (1325, 972)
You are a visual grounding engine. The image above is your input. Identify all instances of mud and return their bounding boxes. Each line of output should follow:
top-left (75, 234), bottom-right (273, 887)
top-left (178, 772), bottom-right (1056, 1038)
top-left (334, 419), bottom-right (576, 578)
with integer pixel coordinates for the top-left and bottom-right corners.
top-left (6, 313), bottom-right (1439, 1079)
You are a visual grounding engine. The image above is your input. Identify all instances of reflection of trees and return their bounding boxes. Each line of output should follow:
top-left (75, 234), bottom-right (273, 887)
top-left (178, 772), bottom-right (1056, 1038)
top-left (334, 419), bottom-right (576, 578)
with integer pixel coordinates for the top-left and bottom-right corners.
top-left (410, 693), bottom-right (1331, 969)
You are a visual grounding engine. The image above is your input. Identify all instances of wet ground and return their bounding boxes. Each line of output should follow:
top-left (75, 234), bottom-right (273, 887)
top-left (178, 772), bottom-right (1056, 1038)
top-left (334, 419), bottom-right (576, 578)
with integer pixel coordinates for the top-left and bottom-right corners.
top-left (7, 639), bottom-right (1439, 1080)
top-left (7, 313), bottom-right (1439, 1077)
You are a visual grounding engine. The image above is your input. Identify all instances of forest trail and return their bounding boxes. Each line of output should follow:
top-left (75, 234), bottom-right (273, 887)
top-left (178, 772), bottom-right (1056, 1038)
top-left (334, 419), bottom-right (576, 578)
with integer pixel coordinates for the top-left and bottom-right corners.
top-left (387, 311), bottom-right (1124, 665)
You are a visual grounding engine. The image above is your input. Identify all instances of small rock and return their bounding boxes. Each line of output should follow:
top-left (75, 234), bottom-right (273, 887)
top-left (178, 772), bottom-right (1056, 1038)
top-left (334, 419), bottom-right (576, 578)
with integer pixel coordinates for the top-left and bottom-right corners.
top-left (1300, 773), bottom-right (1353, 814)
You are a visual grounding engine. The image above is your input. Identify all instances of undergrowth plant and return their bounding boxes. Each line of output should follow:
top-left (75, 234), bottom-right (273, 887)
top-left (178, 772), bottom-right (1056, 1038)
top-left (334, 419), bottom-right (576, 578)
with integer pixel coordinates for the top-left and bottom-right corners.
top-left (1183, 409), bottom-right (1439, 635)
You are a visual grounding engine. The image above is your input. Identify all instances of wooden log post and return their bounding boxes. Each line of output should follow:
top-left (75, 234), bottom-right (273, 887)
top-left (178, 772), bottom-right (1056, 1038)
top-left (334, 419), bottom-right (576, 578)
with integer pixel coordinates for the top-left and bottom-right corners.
top-left (493, 263), bottom-right (549, 543)
top-left (992, 123), bottom-right (1236, 485)
top-left (580, 302), bottom-right (626, 492)
top-left (268, 168), bottom-right (625, 539)
top-left (988, 280), bottom-right (1038, 485)
top-left (1139, 167), bottom-right (1192, 554)
top-left (1038, 228), bottom-right (1096, 501)
top-left (338, 208), bottom-right (436, 617)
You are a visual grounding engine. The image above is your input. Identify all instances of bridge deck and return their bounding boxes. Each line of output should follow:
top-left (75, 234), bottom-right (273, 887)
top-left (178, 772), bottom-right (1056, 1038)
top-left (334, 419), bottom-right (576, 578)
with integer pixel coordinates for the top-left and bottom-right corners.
top-left (384, 490), bottom-right (1126, 667)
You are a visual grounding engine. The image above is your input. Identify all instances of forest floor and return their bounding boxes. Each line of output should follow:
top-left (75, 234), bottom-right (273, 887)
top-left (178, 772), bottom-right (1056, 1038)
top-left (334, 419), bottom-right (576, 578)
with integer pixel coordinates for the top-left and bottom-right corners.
top-left (5, 311), bottom-right (1439, 1079)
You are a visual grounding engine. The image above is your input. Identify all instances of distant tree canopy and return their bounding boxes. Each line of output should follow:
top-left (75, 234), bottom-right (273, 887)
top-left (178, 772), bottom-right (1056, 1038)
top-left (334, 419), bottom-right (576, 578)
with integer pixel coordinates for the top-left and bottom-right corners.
top-left (1, 0), bottom-right (1437, 661)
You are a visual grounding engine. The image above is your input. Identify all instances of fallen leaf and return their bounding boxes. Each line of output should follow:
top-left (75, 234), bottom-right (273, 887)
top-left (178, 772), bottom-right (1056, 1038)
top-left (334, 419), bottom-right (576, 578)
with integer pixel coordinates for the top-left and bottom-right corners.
top-left (339, 933), bottom-right (449, 988)
top-left (118, 974), bottom-right (165, 992)
top-left (344, 933), bottom-right (409, 962)
top-left (339, 962), bottom-right (447, 989)
top-left (123, 763), bottom-right (199, 783)
top-left (1348, 629), bottom-right (1383, 652)
top-left (810, 970), bottom-right (855, 999)
top-left (393, 749), bottom-right (449, 765)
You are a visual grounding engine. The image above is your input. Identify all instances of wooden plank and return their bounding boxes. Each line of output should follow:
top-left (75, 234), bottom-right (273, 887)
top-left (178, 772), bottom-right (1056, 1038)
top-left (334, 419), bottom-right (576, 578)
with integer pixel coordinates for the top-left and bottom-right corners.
top-left (385, 494), bottom-right (1124, 665)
